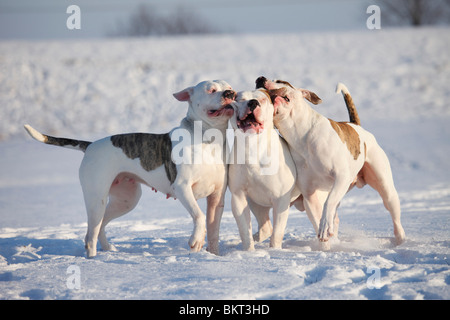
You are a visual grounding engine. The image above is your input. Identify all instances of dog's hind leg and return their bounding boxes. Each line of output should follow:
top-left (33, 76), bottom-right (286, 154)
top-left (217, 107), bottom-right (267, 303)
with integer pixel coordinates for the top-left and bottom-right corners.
top-left (98, 175), bottom-right (142, 252)
top-left (206, 188), bottom-right (226, 255)
top-left (231, 190), bottom-right (254, 251)
top-left (79, 151), bottom-right (115, 258)
top-left (82, 189), bottom-right (108, 258)
top-left (362, 143), bottom-right (405, 245)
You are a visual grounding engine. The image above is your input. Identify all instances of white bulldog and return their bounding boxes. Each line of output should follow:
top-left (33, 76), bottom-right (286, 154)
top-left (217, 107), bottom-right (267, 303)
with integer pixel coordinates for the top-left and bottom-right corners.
top-left (24, 80), bottom-right (236, 257)
top-left (228, 89), bottom-right (302, 250)
top-left (256, 77), bottom-right (405, 247)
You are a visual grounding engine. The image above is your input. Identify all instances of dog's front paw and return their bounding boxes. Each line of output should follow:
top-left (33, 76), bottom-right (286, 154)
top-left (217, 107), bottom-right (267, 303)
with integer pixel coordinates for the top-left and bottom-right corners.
top-left (253, 225), bottom-right (272, 243)
top-left (206, 242), bottom-right (219, 255)
top-left (102, 243), bottom-right (118, 252)
top-left (269, 240), bottom-right (282, 249)
top-left (189, 230), bottom-right (206, 252)
top-left (241, 240), bottom-right (255, 251)
top-left (189, 237), bottom-right (204, 252)
top-left (318, 219), bottom-right (334, 242)
top-left (85, 244), bottom-right (97, 259)
top-left (253, 230), bottom-right (271, 243)
top-left (394, 225), bottom-right (406, 246)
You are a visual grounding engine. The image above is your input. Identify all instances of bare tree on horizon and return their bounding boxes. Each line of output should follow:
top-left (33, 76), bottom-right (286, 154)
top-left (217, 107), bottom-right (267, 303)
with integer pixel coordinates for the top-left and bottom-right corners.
top-left (108, 4), bottom-right (218, 37)
top-left (378, 0), bottom-right (450, 26)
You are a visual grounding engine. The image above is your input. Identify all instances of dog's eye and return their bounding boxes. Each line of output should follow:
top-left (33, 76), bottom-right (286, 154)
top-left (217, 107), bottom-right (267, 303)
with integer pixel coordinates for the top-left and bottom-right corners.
top-left (283, 96), bottom-right (290, 102)
top-left (210, 88), bottom-right (217, 93)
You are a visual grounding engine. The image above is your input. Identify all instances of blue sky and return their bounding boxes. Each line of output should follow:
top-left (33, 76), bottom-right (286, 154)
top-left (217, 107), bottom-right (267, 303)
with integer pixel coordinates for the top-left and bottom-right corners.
top-left (0, 0), bottom-right (373, 39)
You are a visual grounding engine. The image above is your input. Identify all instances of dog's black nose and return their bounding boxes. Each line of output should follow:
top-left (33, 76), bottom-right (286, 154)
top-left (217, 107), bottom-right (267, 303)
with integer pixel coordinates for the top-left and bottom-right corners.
top-left (248, 99), bottom-right (260, 111)
top-left (223, 90), bottom-right (236, 100)
top-left (255, 76), bottom-right (268, 89)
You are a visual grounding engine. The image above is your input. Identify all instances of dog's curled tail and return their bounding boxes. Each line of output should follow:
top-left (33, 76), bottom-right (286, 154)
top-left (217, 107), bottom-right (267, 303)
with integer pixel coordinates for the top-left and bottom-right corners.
top-left (336, 83), bottom-right (361, 126)
top-left (24, 124), bottom-right (92, 152)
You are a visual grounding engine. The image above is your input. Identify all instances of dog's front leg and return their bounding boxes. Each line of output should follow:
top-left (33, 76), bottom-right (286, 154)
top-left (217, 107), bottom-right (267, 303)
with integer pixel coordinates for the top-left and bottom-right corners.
top-left (174, 185), bottom-right (206, 252)
top-left (270, 199), bottom-right (291, 249)
top-left (248, 199), bottom-right (272, 243)
top-left (231, 191), bottom-right (254, 251)
top-left (318, 176), bottom-right (351, 242)
top-left (302, 191), bottom-right (323, 234)
top-left (303, 190), bottom-right (331, 250)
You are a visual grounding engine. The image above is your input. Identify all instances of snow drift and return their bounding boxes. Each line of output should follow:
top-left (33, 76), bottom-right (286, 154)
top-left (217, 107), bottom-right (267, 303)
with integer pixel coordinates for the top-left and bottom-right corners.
top-left (0, 27), bottom-right (449, 300)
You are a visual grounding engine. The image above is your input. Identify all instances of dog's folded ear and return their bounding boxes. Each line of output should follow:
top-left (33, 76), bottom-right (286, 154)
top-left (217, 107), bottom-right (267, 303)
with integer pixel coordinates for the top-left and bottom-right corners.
top-left (267, 88), bottom-right (288, 112)
top-left (173, 87), bottom-right (194, 102)
top-left (255, 76), bottom-right (268, 89)
top-left (301, 89), bottom-right (322, 105)
top-left (267, 88), bottom-right (287, 102)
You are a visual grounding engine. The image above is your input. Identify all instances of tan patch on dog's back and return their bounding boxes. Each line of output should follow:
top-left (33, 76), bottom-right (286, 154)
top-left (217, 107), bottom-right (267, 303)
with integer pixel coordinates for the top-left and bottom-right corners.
top-left (275, 80), bottom-right (295, 89)
top-left (328, 120), bottom-right (361, 160)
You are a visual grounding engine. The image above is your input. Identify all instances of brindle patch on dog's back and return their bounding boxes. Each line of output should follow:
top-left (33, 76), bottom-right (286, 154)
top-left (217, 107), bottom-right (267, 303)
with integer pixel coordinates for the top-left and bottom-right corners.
top-left (328, 120), bottom-right (361, 160)
top-left (111, 133), bottom-right (177, 184)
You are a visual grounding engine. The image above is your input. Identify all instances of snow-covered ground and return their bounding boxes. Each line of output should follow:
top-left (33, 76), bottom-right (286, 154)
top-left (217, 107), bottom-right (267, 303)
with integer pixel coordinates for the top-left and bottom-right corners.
top-left (0, 27), bottom-right (449, 300)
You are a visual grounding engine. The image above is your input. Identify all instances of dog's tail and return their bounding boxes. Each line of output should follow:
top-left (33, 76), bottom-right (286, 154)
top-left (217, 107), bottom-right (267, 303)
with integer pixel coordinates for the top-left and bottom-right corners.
top-left (336, 83), bottom-right (361, 126)
top-left (24, 124), bottom-right (92, 152)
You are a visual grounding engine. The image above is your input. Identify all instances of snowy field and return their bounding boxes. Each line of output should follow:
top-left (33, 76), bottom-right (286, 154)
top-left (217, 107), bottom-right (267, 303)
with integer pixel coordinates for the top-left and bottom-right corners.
top-left (0, 27), bottom-right (449, 300)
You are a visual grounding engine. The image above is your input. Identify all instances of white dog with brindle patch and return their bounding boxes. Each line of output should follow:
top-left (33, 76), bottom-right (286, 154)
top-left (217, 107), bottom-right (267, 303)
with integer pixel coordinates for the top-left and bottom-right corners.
top-left (228, 89), bottom-right (302, 250)
top-left (24, 80), bottom-right (236, 258)
top-left (256, 77), bottom-right (405, 248)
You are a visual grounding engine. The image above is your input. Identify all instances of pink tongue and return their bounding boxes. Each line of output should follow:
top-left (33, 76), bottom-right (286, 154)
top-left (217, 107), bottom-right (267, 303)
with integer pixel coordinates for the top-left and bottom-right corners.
top-left (208, 109), bottom-right (222, 116)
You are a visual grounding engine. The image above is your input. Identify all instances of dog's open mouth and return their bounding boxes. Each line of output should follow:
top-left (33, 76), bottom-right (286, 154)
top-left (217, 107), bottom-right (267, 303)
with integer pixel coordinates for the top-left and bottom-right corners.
top-left (237, 109), bottom-right (264, 133)
top-left (208, 104), bottom-right (234, 117)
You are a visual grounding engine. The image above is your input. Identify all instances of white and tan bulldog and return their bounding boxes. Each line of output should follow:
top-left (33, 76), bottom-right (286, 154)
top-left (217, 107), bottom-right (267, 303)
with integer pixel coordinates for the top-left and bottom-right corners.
top-left (256, 76), bottom-right (405, 248)
top-left (24, 80), bottom-right (236, 257)
top-left (228, 89), bottom-right (302, 250)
